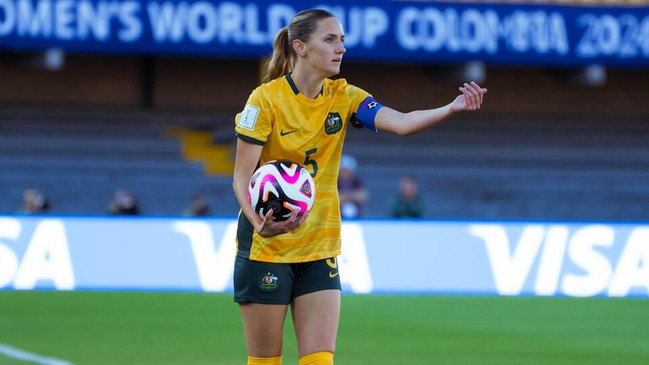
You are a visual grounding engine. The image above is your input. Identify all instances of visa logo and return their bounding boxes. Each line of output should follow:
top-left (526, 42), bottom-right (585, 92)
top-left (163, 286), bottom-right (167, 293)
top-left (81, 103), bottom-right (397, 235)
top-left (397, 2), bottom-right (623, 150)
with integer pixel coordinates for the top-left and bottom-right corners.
top-left (0, 218), bottom-right (75, 290)
top-left (470, 224), bottom-right (649, 297)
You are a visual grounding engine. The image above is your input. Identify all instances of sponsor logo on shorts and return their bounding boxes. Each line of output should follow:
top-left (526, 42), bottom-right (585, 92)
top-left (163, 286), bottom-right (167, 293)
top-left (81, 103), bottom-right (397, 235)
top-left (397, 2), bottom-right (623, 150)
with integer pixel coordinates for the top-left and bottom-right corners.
top-left (326, 258), bottom-right (339, 279)
top-left (259, 272), bottom-right (279, 291)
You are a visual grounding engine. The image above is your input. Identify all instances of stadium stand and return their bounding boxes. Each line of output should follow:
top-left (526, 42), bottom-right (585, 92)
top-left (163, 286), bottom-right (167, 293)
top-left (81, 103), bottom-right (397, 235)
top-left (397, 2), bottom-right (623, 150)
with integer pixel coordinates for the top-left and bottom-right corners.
top-left (1, 108), bottom-right (648, 221)
top-left (343, 114), bottom-right (649, 222)
top-left (0, 108), bottom-right (239, 216)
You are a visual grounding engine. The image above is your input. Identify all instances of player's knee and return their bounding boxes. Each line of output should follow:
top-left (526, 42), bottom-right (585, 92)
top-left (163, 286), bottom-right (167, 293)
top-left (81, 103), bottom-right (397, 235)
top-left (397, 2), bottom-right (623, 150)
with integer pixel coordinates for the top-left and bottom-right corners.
top-left (298, 351), bottom-right (334, 365)
top-left (248, 355), bottom-right (283, 365)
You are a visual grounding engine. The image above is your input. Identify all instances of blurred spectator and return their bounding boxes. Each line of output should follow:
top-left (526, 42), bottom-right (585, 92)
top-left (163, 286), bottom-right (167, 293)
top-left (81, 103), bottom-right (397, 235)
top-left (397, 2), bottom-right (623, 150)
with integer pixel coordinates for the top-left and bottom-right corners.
top-left (107, 189), bottom-right (140, 215)
top-left (184, 192), bottom-right (211, 216)
top-left (337, 154), bottom-right (368, 218)
top-left (19, 188), bottom-right (50, 214)
top-left (390, 175), bottom-right (424, 219)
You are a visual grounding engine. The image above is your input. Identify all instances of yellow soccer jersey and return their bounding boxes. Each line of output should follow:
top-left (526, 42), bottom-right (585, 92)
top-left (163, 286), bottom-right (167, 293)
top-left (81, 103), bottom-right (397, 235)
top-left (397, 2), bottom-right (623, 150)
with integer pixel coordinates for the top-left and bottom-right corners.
top-left (234, 74), bottom-right (372, 263)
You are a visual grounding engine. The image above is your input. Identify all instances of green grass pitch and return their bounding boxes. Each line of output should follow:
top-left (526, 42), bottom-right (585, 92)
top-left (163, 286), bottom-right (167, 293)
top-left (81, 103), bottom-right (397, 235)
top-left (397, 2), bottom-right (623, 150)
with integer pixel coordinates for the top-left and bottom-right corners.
top-left (1, 291), bottom-right (647, 365)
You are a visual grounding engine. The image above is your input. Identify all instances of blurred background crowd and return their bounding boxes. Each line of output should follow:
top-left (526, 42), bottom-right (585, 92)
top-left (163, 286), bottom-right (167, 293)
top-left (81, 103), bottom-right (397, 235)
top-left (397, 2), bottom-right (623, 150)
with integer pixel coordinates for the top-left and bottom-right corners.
top-left (1, 0), bottom-right (647, 221)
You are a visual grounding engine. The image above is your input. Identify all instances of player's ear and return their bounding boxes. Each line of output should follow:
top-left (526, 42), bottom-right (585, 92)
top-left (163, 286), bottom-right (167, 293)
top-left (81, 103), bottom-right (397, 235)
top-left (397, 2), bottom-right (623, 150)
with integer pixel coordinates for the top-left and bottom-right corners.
top-left (292, 39), bottom-right (306, 57)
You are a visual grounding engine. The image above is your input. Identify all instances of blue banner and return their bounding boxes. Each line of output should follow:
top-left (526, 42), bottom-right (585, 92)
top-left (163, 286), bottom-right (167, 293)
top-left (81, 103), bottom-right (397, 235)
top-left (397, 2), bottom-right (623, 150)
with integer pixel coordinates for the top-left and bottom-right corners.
top-left (0, 0), bottom-right (647, 67)
top-left (1, 215), bottom-right (648, 297)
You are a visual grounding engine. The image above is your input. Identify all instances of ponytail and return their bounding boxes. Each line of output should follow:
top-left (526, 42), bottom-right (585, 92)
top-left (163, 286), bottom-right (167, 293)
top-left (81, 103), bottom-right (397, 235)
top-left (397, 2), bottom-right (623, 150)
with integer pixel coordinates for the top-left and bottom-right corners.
top-left (264, 27), bottom-right (293, 83)
top-left (263, 9), bottom-right (336, 83)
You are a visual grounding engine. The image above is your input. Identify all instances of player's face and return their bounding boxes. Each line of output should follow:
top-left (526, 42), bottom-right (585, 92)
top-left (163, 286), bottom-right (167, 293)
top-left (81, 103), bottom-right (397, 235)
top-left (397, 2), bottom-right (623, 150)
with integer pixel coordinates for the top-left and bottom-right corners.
top-left (305, 17), bottom-right (346, 77)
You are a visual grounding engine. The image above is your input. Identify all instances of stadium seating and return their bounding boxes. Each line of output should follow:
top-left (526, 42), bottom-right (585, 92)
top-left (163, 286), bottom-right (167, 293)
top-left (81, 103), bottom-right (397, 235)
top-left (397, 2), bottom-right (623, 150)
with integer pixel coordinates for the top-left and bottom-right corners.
top-left (0, 108), bottom-right (239, 216)
top-left (1, 109), bottom-right (647, 221)
top-left (343, 114), bottom-right (649, 222)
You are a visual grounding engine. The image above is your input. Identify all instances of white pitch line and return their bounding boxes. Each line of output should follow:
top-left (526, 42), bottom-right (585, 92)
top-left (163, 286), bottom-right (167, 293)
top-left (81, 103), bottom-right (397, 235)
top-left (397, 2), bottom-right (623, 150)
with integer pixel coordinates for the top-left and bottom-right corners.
top-left (0, 343), bottom-right (76, 365)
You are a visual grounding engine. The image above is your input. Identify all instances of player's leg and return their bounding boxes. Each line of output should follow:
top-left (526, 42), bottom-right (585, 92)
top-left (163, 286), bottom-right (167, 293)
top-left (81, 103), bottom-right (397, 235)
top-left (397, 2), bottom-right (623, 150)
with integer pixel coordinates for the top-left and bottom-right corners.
top-left (291, 257), bottom-right (342, 364)
top-left (239, 302), bottom-right (288, 364)
top-left (292, 289), bottom-right (340, 364)
top-left (234, 256), bottom-right (295, 364)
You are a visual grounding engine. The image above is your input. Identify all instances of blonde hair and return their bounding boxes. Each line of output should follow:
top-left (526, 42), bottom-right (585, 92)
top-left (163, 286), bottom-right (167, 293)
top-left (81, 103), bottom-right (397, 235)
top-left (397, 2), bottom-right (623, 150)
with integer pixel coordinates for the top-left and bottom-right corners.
top-left (263, 9), bottom-right (335, 83)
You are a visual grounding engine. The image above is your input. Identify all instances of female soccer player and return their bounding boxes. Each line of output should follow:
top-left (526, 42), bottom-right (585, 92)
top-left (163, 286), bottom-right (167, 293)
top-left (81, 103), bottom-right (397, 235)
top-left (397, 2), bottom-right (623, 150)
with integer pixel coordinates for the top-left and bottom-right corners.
top-left (232, 8), bottom-right (487, 365)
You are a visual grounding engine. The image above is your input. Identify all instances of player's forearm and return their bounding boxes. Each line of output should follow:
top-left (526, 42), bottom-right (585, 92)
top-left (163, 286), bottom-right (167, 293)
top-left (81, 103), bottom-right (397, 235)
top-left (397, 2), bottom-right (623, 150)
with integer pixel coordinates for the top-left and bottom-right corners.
top-left (399, 103), bottom-right (455, 136)
top-left (233, 178), bottom-right (260, 225)
top-left (376, 104), bottom-right (455, 136)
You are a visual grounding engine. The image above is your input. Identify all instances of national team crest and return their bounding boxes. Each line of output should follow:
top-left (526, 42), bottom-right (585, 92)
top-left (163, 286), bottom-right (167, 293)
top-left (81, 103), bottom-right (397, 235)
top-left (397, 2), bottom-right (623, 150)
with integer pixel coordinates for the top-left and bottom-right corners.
top-left (324, 112), bottom-right (343, 135)
top-left (259, 272), bottom-right (279, 291)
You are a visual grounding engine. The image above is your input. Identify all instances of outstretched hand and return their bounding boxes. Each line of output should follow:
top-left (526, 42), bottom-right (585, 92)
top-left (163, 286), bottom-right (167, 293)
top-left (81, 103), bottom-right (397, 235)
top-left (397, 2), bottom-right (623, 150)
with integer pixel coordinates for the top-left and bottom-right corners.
top-left (451, 81), bottom-right (488, 113)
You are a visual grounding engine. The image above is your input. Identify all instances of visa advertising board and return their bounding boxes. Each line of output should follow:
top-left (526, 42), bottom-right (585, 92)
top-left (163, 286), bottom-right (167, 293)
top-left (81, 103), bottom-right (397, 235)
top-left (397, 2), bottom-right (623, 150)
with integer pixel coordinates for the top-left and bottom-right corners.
top-left (1, 216), bottom-right (647, 297)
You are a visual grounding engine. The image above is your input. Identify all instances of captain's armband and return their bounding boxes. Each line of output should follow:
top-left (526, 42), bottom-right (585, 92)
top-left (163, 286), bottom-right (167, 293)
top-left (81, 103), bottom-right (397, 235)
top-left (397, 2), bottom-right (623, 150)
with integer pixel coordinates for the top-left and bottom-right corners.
top-left (350, 96), bottom-right (383, 132)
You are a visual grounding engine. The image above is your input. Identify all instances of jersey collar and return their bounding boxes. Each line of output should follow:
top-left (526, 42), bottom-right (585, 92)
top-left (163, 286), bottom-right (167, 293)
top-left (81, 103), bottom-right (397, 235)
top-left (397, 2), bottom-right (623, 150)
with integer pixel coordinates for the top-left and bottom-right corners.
top-left (286, 73), bottom-right (324, 97)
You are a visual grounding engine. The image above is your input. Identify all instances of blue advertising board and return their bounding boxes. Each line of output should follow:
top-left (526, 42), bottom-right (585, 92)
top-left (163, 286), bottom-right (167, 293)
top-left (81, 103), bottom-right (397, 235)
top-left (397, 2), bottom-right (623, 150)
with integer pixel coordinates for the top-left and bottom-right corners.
top-left (1, 215), bottom-right (648, 297)
top-left (0, 0), bottom-right (647, 67)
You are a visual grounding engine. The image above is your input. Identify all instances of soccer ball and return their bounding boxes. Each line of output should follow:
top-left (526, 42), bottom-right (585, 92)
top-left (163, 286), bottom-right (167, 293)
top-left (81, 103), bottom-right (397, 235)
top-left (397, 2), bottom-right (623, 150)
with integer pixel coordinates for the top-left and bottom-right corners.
top-left (248, 160), bottom-right (316, 221)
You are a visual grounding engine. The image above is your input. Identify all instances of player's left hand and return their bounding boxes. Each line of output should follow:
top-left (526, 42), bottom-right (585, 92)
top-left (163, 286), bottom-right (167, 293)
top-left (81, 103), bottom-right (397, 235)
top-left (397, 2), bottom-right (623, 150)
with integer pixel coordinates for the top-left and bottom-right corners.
top-left (451, 81), bottom-right (488, 112)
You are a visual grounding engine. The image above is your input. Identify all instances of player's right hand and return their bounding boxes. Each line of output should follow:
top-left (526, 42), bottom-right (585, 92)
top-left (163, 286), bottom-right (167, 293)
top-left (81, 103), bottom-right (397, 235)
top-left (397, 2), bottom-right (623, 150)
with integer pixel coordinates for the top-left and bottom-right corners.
top-left (255, 208), bottom-right (308, 237)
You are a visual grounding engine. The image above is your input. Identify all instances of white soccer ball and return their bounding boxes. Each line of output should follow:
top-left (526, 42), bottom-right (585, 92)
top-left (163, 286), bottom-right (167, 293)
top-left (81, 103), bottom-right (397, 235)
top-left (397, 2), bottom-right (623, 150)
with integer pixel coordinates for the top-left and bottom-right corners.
top-left (248, 160), bottom-right (316, 221)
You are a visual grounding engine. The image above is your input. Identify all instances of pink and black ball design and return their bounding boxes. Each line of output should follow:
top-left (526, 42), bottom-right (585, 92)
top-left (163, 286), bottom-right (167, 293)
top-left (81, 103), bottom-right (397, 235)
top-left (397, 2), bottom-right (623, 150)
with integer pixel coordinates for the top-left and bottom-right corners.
top-left (248, 160), bottom-right (316, 221)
